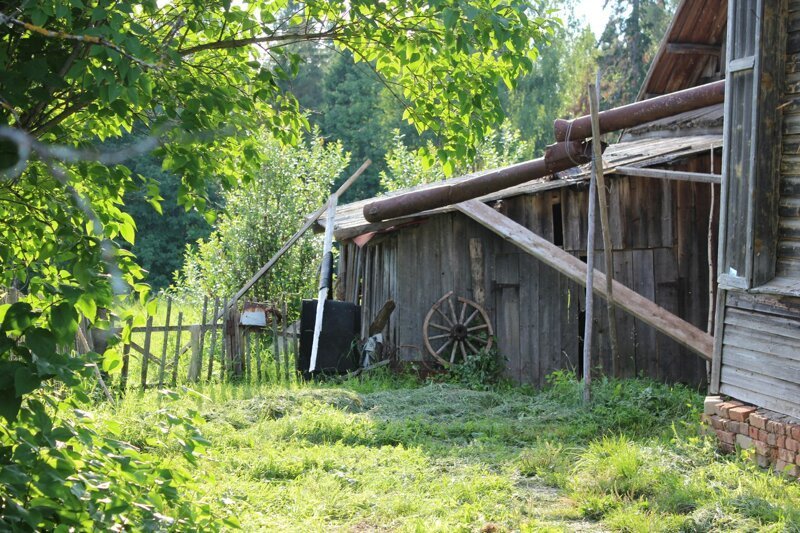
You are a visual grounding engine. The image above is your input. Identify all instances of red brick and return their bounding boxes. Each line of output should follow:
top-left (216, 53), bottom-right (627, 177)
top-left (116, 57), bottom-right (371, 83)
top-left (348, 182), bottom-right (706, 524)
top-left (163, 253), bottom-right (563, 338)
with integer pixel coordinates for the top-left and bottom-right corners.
top-left (767, 419), bottom-right (786, 435)
top-left (787, 438), bottom-right (800, 453)
top-left (755, 453), bottom-right (772, 468)
top-left (716, 430), bottom-right (736, 445)
top-left (718, 442), bottom-right (735, 454)
top-left (736, 422), bottom-right (750, 435)
top-left (750, 411), bottom-right (768, 430)
top-left (716, 401), bottom-right (744, 418)
top-left (778, 448), bottom-right (796, 464)
top-left (775, 460), bottom-right (800, 477)
top-left (758, 429), bottom-right (769, 442)
top-left (750, 426), bottom-right (761, 440)
top-left (777, 435), bottom-right (786, 449)
top-left (767, 432), bottom-right (780, 446)
top-left (729, 406), bottom-right (757, 423)
top-left (755, 441), bottom-right (776, 458)
top-left (736, 434), bottom-right (754, 450)
top-left (792, 425), bottom-right (800, 441)
top-left (796, 453), bottom-right (800, 466)
top-left (710, 415), bottom-right (725, 430)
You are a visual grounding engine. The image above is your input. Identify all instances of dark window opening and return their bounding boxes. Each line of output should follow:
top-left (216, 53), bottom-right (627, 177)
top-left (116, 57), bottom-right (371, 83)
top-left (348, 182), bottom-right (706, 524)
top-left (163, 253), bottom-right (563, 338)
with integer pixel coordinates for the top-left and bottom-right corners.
top-left (552, 202), bottom-right (564, 247)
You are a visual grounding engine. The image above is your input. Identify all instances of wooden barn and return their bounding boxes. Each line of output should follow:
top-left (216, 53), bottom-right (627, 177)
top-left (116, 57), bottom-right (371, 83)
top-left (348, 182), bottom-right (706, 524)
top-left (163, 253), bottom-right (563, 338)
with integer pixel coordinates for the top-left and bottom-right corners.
top-left (322, 0), bottom-right (730, 387)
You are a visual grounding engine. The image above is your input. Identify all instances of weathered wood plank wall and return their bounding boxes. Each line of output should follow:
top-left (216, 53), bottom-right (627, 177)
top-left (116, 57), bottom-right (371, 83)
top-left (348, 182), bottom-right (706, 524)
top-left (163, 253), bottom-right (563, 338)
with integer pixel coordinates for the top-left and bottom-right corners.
top-left (715, 1), bottom-right (800, 419)
top-left (719, 292), bottom-right (800, 419)
top-left (779, 3), bottom-right (800, 277)
top-left (339, 155), bottom-right (717, 386)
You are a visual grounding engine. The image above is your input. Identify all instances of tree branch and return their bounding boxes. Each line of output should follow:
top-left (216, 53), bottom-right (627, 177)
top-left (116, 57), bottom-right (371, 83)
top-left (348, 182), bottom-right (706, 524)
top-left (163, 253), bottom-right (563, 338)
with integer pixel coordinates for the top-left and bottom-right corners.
top-left (178, 28), bottom-right (339, 55)
top-left (0, 13), bottom-right (160, 70)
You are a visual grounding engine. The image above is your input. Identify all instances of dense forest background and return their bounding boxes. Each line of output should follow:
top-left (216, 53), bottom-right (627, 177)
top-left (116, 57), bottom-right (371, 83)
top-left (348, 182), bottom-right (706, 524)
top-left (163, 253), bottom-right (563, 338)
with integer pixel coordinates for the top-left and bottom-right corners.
top-left (128, 0), bottom-right (675, 292)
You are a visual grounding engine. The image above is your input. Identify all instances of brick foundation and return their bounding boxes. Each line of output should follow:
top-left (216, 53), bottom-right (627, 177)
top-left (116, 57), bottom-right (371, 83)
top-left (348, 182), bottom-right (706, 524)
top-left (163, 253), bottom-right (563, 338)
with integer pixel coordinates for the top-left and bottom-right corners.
top-left (703, 396), bottom-right (800, 478)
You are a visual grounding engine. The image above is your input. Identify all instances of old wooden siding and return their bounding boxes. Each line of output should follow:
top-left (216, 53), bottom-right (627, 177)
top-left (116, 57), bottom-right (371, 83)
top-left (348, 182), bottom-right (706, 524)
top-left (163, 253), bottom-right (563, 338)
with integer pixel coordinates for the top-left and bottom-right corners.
top-left (563, 164), bottom-right (715, 384)
top-left (779, 3), bottom-right (800, 277)
top-left (718, 292), bottom-right (800, 418)
top-left (339, 159), bottom-right (714, 386)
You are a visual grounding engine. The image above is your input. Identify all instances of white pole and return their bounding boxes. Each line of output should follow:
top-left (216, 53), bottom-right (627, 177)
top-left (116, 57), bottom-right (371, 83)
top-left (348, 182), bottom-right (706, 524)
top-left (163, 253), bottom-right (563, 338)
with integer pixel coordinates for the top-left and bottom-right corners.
top-left (308, 194), bottom-right (338, 372)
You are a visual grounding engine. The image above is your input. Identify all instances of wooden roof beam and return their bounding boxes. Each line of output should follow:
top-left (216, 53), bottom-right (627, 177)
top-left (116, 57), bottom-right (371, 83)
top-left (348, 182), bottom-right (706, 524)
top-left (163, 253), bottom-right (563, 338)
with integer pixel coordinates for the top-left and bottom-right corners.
top-left (665, 42), bottom-right (721, 56)
top-left (613, 165), bottom-right (721, 184)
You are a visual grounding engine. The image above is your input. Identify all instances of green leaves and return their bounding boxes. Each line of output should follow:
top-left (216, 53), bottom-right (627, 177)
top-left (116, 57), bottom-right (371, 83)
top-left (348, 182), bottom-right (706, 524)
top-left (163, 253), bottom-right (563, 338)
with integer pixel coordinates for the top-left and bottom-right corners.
top-left (50, 302), bottom-right (78, 343)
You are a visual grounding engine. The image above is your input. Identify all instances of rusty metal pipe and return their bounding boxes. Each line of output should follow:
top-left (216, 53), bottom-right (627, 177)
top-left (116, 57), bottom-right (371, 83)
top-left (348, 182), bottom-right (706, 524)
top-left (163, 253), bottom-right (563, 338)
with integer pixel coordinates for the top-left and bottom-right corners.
top-left (554, 79), bottom-right (725, 142)
top-left (363, 140), bottom-right (593, 222)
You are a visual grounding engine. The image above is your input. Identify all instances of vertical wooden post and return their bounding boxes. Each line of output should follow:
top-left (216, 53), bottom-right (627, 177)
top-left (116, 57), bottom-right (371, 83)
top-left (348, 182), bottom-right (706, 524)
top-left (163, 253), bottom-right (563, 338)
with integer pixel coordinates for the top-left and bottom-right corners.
top-left (220, 297), bottom-right (228, 381)
top-left (244, 329), bottom-right (252, 383)
top-left (171, 312), bottom-right (183, 386)
top-left (589, 79), bottom-right (620, 379)
top-left (272, 312), bottom-right (280, 383)
top-left (706, 145), bottom-right (718, 381)
top-left (282, 300), bottom-right (290, 382)
top-left (120, 342), bottom-right (130, 392)
top-left (225, 306), bottom-right (242, 378)
top-left (158, 297), bottom-right (172, 388)
top-left (140, 315), bottom-right (153, 389)
top-left (469, 239), bottom-right (486, 307)
top-left (197, 296), bottom-right (208, 381)
top-left (254, 329), bottom-right (263, 383)
top-left (292, 301), bottom-right (299, 382)
top-left (187, 325), bottom-right (202, 382)
top-left (582, 86), bottom-right (599, 403)
top-left (207, 297), bottom-right (220, 381)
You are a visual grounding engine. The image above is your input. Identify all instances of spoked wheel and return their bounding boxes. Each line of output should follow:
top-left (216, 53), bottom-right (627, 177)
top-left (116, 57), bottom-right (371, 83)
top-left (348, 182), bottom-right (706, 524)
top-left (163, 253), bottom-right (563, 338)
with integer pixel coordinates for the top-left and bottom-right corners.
top-left (423, 291), bottom-right (494, 366)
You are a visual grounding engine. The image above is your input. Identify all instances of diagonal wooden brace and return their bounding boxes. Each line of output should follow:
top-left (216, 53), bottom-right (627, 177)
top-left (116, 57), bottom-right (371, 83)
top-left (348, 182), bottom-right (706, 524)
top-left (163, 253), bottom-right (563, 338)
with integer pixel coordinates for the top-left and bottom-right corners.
top-left (455, 199), bottom-right (713, 360)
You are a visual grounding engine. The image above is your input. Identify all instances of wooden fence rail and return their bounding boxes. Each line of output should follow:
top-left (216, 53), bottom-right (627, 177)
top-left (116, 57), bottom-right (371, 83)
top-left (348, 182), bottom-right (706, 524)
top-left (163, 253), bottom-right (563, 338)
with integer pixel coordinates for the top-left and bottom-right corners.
top-left (111, 295), bottom-right (300, 391)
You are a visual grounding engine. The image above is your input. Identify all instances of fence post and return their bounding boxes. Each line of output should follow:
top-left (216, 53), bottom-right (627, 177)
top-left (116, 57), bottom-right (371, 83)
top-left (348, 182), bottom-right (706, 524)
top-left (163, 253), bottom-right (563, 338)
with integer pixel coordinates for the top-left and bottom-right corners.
top-left (207, 297), bottom-right (220, 381)
top-left (120, 342), bottom-right (130, 391)
top-left (171, 312), bottom-right (183, 386)
top-left (140, 315), bottom-right (153, 389)
top-left (187, 325), bottom-right (202, 382)
top-left (196, 297), bottom-right (208, 380)
top-left (158, 298), bottom-right (172, 388)
top-left (272, 311), bottom-right (280, 383)
top-left (282, 300), bottom-right (290, 382)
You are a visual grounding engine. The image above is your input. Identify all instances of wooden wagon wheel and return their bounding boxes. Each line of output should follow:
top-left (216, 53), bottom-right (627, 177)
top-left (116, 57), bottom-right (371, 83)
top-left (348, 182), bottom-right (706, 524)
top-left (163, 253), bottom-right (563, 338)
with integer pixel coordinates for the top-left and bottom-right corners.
top-left (423, 291), bottom-right (494, 366)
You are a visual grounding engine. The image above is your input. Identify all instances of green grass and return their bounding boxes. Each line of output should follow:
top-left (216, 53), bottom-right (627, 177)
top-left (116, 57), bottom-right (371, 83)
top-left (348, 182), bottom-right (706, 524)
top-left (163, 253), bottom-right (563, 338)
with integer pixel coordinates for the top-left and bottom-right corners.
top-left (92, 370), bottom-right (800, 531)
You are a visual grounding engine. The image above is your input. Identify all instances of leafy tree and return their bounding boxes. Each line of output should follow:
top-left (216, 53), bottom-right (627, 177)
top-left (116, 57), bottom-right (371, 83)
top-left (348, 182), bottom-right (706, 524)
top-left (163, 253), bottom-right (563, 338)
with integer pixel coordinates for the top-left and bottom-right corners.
top-left (381, 120), bottom-right (529, 191)
top-left (503, 1), bottom-right (599, 156)
top-left (598, 0), bottom-right (676, 107)
top-left (120, 143), bottom-right (217, 291)
top-left (318, 51), bottom-right (392, 201)
top-left (0, 0), bottom-right (556, 527)
top-left (176, 132), bottom-right (347, 301)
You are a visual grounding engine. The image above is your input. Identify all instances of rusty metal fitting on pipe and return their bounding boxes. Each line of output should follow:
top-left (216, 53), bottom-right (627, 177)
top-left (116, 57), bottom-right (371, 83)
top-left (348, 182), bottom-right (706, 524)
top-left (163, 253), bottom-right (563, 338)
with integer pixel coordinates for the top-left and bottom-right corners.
top-left (362, 140), bottom-right (594, 223)
top-left (553, 79), bottom-right (725, 142)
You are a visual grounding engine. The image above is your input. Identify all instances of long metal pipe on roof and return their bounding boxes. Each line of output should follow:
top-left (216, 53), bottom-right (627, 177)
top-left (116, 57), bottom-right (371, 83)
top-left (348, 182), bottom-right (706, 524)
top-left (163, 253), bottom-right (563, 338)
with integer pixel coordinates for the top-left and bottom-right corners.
top-left (363, 140), bottom-right (593, 223)
top-left (362, 79), bottom-right (725, 224)
top-left (553, 79), bottom-right (725, 142)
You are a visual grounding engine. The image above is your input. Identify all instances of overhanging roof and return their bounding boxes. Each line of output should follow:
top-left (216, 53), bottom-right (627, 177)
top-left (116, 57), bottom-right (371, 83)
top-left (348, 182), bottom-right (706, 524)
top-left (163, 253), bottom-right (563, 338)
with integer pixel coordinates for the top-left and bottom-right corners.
top-left (325, 134), bottom-right (722, 241)
top-left (637, 0), bottom-right (728, 100)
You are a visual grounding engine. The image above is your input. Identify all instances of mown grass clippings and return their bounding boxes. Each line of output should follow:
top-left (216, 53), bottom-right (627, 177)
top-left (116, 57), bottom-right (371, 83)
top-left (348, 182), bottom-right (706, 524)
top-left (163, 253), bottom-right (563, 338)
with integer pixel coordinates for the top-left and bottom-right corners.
top-left (93, 371), bottom-right (799, 531)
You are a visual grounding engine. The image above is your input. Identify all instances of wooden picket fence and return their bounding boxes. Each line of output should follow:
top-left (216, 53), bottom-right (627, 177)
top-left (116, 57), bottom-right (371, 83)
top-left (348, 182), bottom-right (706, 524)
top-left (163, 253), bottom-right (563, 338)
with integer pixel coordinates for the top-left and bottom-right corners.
top-left (114, 296), bottom-right (301, 390)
